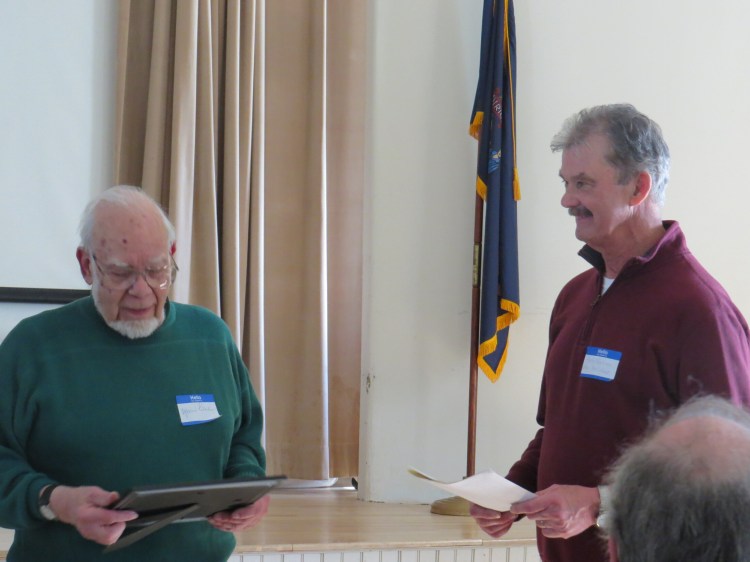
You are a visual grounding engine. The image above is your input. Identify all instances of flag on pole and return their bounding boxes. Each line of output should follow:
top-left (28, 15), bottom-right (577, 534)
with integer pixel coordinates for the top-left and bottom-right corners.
top-left (470, 0), bottom-right (519, 383)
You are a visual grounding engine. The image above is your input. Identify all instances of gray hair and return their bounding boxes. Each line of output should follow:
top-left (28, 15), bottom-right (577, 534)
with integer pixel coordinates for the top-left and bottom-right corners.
top-left (78, 185), bottom-right (176, 252)
top-left (551, 104), bottom-right (671, 206)
top-left (604, 396), bottom-right (750, 562)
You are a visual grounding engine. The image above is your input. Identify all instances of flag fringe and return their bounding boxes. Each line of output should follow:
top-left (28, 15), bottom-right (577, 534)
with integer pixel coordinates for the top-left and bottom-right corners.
top-left (477, 171), bottom-right (519, 203)
top-left (469, 111), bottom-right (484, 140)
top-left (478, 335), bottom-right (509, 383)
top-left (477, 301), bottom-right (521, 383)
top-left (513, 167), bottom-right (521, 201)
top-left (498, 298), bottom-right (520, 329)
top-left (476, 176), bottom-right (488, 200)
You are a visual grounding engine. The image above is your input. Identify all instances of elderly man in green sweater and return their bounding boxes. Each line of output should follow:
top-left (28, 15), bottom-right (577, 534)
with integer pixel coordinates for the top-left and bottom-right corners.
top-left (0, 186), bottom-right (268, 561)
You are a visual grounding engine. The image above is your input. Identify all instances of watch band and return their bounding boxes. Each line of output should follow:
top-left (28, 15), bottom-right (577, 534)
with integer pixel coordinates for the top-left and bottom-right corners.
top-left (596, 485), bottom-right (610, 528)
top-left (38, 484), bottom-right (60, 521)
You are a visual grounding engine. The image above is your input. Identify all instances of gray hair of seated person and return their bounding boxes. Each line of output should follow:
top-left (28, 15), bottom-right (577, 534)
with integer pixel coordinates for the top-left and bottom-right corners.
top-left (78, 185), bottom-right (176, 252)
top-left (550, 103), bottom-right (671, 207)
top-left (603, 395), bottom-right (750, 562)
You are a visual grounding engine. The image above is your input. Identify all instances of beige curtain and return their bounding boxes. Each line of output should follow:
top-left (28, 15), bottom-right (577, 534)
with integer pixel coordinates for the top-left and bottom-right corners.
top-left (114, 0), bottom-right (364, 480)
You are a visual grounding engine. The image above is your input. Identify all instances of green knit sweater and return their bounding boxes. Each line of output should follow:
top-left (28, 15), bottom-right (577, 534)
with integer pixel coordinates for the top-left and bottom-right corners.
top-left (0, 297), bottom-right (266, 561)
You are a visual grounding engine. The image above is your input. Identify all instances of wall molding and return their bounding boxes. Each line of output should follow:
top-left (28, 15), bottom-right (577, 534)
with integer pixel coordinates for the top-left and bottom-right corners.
top-left (0, 287), bottom-right (89, 304)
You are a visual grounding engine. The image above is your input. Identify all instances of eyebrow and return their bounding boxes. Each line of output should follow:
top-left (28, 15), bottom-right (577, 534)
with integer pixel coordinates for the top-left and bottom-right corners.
top-left (103, 257), bottom-right (170, 269)
top-left (146, 257), bottom-right (171, 267)
top-left (105, 257), bottom-right (130, 268)
top-left (559, 172), bottom-right (595, 183)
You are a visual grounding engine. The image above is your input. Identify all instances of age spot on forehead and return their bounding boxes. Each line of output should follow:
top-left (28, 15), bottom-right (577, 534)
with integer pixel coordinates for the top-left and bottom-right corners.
top-left (122, 238), bottom-right (128, 245)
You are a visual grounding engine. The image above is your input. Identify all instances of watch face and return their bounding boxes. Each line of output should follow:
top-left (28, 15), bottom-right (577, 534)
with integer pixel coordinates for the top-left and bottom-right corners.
top-left (596, 511), bottom-right (608, 529)
top-left (40, 503), bottom-right (57, 521)
top-left (39, 484), bottom-right (59, 521)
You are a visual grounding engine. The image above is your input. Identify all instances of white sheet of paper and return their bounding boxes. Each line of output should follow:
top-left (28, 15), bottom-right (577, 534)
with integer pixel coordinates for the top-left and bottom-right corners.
top-left (408, 467), bottom-right (535, 511)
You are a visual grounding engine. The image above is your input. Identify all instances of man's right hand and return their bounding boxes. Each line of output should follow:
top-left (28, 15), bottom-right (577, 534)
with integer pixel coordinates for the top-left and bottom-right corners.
top-left (469, 503), bottom-right (518, 538)
top-left (48, 485), bottom-right (139, 545)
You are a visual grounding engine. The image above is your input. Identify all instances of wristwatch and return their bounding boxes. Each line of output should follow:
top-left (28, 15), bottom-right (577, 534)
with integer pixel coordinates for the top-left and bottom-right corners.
top-left (38, 484), bottom-right (59, 521)
top-left (595, 485), bottom-right (610, 528)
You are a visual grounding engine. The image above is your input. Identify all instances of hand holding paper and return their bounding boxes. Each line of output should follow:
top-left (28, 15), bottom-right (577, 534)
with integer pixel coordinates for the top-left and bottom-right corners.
top-left (408, 467), bottom-right (535, 512)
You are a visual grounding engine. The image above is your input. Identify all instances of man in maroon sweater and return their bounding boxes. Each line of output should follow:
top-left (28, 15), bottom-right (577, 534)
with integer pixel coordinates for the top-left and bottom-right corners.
top-left (470, 104), bottom-right (750, 562)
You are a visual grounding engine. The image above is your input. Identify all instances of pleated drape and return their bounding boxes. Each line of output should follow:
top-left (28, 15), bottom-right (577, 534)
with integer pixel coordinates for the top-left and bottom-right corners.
top-left (114, 0), bottom-right (364, 480)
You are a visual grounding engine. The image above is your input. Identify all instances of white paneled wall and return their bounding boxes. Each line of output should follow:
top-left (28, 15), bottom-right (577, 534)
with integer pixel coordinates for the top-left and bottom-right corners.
top-left (228, 547), bottom-right (540, 562)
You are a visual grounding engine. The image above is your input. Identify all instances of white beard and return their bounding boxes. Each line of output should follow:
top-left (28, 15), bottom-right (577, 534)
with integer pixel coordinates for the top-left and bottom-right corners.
top-left (106, 317), bottom-right (161, 339)
top-left (92, 282), bottom-right (163, 339)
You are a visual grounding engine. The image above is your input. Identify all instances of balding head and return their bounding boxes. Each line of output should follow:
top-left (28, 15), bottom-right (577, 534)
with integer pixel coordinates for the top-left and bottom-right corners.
top-left (78, 185), bottom-right (175, 253)
top-left (604, 396), bottom-right (750, 562)
top-left (76, 186), bottom-right (177, 339)
top-left (649, 412), bottom-right (750, 483)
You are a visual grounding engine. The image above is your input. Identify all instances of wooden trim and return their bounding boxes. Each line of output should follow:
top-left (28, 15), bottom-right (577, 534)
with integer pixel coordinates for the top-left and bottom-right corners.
top-left (0, 287), bottom-right (89, 305)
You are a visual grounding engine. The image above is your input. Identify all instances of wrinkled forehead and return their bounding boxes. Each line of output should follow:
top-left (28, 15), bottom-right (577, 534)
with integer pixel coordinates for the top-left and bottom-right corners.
top-left (559, 133), bottom-right (616, 174)
top-left (91, 202), bottom-right (170, 255)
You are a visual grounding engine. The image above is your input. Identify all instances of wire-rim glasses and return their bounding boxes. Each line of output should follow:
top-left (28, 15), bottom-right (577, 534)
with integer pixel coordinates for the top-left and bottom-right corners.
top-left (92, 253), bottom-right (178, 290)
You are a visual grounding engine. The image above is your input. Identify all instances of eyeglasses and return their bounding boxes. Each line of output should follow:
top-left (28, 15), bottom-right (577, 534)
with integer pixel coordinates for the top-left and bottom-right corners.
top-left (92, 254), bottom-right (178, 290)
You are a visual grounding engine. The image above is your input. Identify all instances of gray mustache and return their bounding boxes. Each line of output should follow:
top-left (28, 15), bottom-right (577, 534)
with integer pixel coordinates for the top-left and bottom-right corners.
top-left (569, 206), bottom-right (592, 218)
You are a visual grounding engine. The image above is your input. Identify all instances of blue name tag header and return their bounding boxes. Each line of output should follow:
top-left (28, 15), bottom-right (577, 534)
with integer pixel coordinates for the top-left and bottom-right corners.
top-left (176, 394), bottom-right (221, 425)
top-left (580, 347), bottom-right (622, 382)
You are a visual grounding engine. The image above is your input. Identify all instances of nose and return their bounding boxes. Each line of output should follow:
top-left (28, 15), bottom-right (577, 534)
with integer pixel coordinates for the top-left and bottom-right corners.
top-left (560, 185), bottom-right (577, 209)
top-left (128, 272), bottom-right (154, 296)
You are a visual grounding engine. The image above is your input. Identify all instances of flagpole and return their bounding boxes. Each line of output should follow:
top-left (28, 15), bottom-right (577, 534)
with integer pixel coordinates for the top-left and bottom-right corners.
top-left (466, 191), bottom-right (484, 479)
top-left (429, 193), bottom-right (483, 516)
top-left (432, 0), bottom-right (517, 516)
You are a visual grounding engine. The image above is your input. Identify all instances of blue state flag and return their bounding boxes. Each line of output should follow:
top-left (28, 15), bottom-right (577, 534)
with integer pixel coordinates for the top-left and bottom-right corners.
top-left (470, 0), bottom-right (519, 383)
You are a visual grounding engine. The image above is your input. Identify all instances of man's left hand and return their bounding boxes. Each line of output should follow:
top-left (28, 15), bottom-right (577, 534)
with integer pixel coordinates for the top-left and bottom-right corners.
top-left (208, 495), bottom-right (270, 532)
top-left (510, 484), bottom-right (599, 539)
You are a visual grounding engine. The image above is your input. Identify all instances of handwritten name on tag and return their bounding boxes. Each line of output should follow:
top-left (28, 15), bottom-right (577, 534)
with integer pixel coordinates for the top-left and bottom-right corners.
top-left (176, 394), bottom-right (221, 426)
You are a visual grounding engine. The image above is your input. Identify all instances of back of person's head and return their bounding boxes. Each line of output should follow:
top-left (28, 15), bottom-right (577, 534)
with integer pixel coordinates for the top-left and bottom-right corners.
top-left (603, 395), bottom-right (750, 562)
top-left (550, 103), bottom-right (671, 206)
top-left (78, 185), bottom-right (176, 252)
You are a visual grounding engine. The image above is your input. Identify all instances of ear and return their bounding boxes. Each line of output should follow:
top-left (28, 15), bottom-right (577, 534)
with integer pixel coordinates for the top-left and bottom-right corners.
top-left (607, 536), bottom-right (619, 562)
top-left (76, 247), bottom-right (94, 285)
top-left (629, 171), bottom-right (652, 206)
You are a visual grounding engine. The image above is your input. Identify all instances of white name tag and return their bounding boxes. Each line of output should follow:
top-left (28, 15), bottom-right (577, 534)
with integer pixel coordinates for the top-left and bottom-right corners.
top-left (580, 347), bottom-right (621, 382)
top-left (176, 394), bottom-right (221, 426)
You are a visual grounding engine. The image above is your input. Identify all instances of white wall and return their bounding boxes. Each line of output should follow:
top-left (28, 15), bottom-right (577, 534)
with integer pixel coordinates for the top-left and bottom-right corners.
top-left (0, 1), bottom-right (116, 339)
top-left (0, 1), bottom-right (116, 291)
top-left (361, 0), bottom-right (750, 503)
